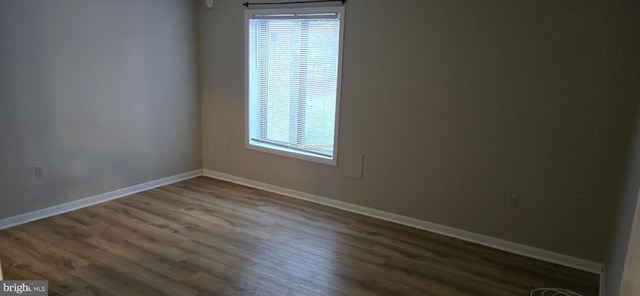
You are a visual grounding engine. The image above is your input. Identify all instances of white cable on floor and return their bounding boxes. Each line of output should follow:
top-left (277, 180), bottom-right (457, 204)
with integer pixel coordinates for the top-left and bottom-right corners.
top-left (529, 288), bottom-right (584, 296)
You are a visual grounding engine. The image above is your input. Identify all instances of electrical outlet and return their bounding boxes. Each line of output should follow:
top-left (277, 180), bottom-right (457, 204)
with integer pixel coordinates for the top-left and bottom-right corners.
top-left (35, 165), bottom-right (46, 179)
top-left (507, 196), bottom-right (519, 210)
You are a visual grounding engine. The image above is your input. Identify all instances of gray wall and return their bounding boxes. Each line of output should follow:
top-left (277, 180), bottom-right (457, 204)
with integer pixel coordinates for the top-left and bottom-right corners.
top-left (0, 0), bottom-right (201, 219)
top-left (621, 197), bottom-right (640, 295)
top-left (604, 107), bottom-right (640, 295)
top-left (199, 0), bottom-right (640, 262)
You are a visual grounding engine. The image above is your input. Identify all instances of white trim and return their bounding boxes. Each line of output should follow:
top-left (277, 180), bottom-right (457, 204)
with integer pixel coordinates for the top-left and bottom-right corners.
top-left (0, 167), bottom-right (604, 275)
top-left (0, 170), bottom-right (202, 230)
top-left (203, 169), bottom-right (603, 274)
top-left (244, 6), bottom-right (345, 167)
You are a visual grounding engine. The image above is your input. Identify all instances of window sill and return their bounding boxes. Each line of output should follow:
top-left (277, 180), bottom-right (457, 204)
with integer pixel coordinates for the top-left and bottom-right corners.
top-left (246, 140), bottom-right (337, 166)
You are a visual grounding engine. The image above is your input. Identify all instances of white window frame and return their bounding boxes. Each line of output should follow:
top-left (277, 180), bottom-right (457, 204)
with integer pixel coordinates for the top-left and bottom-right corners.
top-left (244, 6), bottom-right (345, 166)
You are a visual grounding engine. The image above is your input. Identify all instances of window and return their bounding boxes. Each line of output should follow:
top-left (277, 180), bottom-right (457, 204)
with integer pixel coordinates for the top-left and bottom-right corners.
top-left (245, 6), bottom-right (345, 165)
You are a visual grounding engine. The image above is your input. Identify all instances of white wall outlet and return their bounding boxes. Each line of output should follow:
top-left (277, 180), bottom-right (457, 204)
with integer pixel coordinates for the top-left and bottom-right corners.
top-left (507, 196), bottom-right (519, 210)
top-left (35, 165), bottom-right (46, 179)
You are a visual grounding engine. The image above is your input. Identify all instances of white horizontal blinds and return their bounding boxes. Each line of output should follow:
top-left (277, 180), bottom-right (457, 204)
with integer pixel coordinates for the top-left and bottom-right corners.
top-left (248, 12), bottom-right (340, 157)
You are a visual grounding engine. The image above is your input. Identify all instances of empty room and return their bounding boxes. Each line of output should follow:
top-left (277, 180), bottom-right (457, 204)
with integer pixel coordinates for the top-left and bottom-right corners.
top-left (1, 0), bottom-right (639, 295)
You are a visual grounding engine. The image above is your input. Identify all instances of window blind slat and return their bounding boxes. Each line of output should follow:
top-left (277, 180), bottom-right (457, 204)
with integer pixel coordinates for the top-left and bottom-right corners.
top-left (248, 11), bottom-right (341, 158)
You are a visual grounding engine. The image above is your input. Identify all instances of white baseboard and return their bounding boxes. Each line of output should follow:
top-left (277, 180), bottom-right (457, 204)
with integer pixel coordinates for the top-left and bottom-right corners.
top-left (0, 168), bottom-right (604, 275)
top-left (0, 169), bottom-right (203, 230)
top-left (203, 169), bottom-right (603, 274)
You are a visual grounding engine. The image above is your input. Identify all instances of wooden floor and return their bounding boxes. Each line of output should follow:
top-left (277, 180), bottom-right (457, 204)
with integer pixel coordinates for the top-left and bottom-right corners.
top-left (0, 176), bottom-right (598, 295)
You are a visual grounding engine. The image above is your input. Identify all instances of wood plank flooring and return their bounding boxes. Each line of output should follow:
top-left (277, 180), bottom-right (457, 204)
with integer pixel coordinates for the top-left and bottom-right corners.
top-left (0, 176), bottom-right (599, 295)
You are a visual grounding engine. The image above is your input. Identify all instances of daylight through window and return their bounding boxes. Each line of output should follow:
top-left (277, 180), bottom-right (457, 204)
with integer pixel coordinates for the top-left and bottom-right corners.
top-left (245, 7), bottom-right (345, 165)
